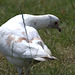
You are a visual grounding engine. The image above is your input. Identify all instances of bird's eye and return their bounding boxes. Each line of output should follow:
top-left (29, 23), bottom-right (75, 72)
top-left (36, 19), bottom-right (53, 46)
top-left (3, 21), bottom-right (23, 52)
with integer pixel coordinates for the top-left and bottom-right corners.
top-left (55, 22), bottom-right (58, 25)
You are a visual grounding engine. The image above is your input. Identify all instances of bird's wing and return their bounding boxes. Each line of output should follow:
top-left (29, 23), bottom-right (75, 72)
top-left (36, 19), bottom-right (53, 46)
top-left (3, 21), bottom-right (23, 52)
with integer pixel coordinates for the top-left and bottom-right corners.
top-left (0, 33), bottom-right (49, 59)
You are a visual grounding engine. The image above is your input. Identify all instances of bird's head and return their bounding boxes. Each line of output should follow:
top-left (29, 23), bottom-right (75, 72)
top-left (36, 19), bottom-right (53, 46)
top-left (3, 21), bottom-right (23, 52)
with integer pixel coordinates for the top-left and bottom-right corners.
top-left (47, 15), bottom-right (61, 32)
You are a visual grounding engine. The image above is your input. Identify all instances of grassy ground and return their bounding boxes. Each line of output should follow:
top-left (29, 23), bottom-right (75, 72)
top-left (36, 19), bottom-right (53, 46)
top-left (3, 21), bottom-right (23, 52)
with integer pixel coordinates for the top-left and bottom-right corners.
top-left (0, 0), bottom-right (75, 75)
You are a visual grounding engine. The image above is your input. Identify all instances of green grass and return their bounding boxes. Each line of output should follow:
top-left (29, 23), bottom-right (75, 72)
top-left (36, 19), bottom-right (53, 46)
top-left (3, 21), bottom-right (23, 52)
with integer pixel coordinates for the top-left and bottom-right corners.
top-left (0, 0), bottom-right (75, 75)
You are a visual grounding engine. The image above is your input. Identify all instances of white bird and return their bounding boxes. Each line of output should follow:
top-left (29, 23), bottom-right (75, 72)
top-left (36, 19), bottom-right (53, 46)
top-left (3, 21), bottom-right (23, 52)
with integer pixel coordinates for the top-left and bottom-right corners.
top-left (0, 14), bottom-right (61, 75)
top-left (0, 25), bottom-right (57, 75)
top-left (2, 14), bottom-right (61, 32)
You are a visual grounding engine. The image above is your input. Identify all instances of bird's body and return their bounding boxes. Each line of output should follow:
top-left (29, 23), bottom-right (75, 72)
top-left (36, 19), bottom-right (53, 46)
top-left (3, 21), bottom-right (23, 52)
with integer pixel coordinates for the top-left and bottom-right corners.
top-left (0, 25), bottom-right (56, 75)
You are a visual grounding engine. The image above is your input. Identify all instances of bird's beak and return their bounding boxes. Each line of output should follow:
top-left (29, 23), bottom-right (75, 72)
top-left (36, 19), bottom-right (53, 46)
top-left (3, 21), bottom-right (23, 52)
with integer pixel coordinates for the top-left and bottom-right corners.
top-left (58, 26), bottom-right (61, 32)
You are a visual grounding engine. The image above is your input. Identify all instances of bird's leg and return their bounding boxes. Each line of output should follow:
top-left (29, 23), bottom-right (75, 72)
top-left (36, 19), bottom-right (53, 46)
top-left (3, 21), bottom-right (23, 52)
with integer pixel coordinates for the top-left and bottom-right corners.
top-left (24, 65), bottom-right (31, 75)
top-left (25, 68), bottom-right (31, 75)
top-left (16, 66), bottom-right (23, 75)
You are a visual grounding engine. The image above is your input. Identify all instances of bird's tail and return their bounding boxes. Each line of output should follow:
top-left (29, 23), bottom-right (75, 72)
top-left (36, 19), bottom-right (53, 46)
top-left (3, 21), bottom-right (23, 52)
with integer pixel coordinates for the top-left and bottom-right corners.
top-left (34, 55), bottom-right (57, 61)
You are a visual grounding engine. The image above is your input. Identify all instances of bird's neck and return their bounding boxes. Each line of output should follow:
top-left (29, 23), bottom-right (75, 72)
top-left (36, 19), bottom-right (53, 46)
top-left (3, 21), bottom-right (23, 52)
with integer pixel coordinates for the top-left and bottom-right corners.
top-left (24, 14), bottom-right (50, 30)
